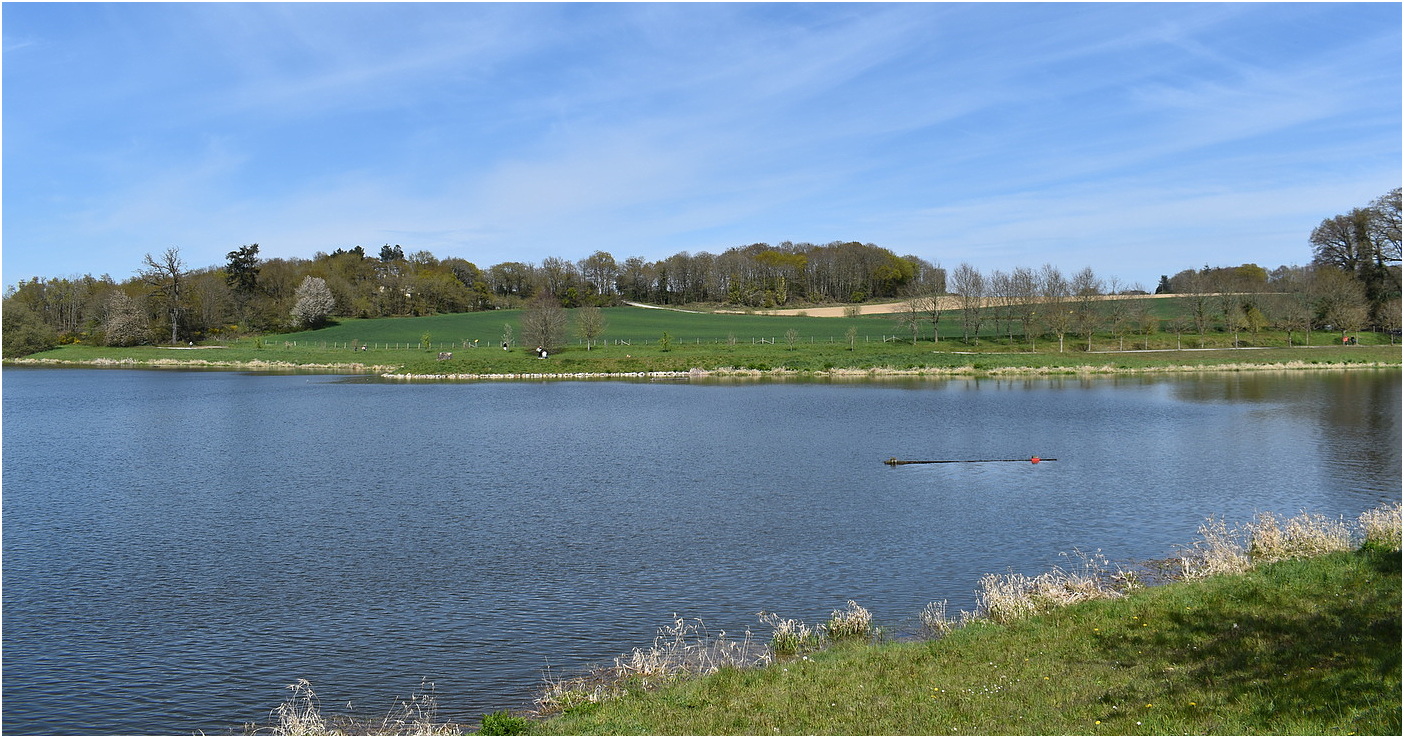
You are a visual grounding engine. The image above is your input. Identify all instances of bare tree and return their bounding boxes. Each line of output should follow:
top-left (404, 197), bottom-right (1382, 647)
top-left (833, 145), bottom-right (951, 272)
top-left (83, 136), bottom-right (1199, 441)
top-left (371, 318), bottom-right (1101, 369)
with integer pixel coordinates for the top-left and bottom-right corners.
top-left (521, 292), bottom-right (569, 351)
top-left (893, 292), bottom-right (923, 345)
top-left (1070, 267), bottom-right (1103, 351)
top-left (1380, 297), bottom-right (1401, 344)
top-left (1038, 264), bottom-right (1071, 352)
top-left (140, 247), bottom-right (186, 344)
top-left (1104, 278), bottom-right (1134, 350)
top-left (949, 262), bottom-right (986, 344)
top-left (1009, 267), bottom-right (1039, 350)
top-left (574, 305), bottom-right (607, 350)
top-left (1181, 269), bottom-right (1214, 347)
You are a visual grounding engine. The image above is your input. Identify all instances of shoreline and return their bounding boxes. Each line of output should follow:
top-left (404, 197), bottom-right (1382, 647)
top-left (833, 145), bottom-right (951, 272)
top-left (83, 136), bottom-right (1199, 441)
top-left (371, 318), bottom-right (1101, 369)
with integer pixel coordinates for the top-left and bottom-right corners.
top-left (7, 355), bottom-right (1398, 380)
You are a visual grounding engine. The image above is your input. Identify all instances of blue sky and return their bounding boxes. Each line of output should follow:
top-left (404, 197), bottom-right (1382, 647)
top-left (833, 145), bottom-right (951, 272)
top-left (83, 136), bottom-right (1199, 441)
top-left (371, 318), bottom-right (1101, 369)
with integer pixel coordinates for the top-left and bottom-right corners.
top-left (3, 2), bottom-right (1400, 291)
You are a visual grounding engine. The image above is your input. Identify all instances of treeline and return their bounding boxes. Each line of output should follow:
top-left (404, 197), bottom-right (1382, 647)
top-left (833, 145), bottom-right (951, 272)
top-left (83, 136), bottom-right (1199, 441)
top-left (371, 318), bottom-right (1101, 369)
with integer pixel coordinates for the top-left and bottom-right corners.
top-left (2, 240), bottom-right (933, 350)
top-left (3, 190), bottom-right (1399, 357)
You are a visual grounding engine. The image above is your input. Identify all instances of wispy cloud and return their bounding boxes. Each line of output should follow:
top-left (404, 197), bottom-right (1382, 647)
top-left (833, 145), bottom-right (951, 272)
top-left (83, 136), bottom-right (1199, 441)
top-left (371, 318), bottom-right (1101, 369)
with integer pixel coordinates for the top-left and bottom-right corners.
top-left (3, 2), bottom-right (1398, 287)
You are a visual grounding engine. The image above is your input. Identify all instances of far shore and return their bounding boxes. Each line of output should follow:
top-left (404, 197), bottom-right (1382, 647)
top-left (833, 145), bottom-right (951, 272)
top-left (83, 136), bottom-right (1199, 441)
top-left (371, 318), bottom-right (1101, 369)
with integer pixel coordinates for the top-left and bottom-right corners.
top-left (6, 354), bottom-right (1399, 381)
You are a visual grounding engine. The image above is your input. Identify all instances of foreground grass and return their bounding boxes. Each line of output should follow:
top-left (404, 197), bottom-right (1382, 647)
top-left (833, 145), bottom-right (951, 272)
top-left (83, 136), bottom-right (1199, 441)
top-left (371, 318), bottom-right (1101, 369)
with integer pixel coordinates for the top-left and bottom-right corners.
top-left (536, 548), bottom-right (1400, 736)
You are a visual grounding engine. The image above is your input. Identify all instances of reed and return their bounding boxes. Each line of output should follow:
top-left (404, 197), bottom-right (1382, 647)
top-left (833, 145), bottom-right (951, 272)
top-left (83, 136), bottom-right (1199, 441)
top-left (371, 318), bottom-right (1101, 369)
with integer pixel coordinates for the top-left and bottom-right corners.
top-left (1358, 500), bottom-right (1402, 551)
top-left (823, 600), bottom-right (874, 641)
top-left (535, 616), bottom-right (769, 716)
top-left (972, 549), bottom-right (1134, 625)
top-left (1247, 510), bottom-right (1352, 563)
top-left (249, 679), bottom-right (462, 736)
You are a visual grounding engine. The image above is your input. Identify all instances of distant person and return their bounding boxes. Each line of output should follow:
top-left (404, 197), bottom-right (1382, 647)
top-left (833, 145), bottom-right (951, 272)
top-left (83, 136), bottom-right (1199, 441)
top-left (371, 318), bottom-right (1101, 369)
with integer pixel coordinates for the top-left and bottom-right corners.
top-left (502, 341), bottom-right (509, 351)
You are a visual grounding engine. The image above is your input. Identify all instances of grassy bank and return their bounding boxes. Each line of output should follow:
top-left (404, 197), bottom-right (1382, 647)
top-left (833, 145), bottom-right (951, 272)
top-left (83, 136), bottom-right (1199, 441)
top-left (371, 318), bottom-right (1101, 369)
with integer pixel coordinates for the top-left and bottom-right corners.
top-left (250, 505), bottom-right (1400, 735)
top-left (535, 546), bottom-right (1399, 736)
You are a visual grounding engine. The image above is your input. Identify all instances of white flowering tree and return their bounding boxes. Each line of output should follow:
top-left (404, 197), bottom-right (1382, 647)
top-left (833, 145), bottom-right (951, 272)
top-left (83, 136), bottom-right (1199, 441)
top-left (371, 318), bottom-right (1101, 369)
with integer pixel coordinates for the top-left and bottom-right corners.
top-left (290, 276), bottom-right (335, 329)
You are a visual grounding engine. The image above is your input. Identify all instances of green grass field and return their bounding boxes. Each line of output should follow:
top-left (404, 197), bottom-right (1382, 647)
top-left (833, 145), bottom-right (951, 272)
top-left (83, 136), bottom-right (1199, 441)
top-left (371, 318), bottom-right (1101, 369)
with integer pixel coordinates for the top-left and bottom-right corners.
top-left (11, 304), bottom-right (1400, 376)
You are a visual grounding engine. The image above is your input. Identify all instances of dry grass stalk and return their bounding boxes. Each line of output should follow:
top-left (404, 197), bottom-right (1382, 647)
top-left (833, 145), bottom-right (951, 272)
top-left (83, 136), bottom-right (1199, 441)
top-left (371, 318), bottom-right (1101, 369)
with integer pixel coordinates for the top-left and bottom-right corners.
top-left (536, 616), bottom-right (770, 716)
top-left (918, 599), bottom-right (981, 637)
top-left (254, 679), bottom-right (461, 736)
top-left (757, 611), bottom-right (824, 655)
top-left (270, 679), bottom-right (328, 736)
top-left (1176, 517), bottom-right (1252, 580)
top-left (975, 550), bottom-right (1129, 625)
top-left (1247, 511), bottom-right (1351, 563)
top-left (1358, 501), bottom-right (1402, 551)
top-left (825, 600), bottom-right (874, 640)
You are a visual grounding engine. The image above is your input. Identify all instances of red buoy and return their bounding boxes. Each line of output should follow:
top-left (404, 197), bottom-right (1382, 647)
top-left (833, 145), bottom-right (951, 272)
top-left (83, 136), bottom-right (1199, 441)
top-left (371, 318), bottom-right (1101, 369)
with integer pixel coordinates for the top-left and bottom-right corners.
top-left (1031, 456), bottom-right (1041, 464)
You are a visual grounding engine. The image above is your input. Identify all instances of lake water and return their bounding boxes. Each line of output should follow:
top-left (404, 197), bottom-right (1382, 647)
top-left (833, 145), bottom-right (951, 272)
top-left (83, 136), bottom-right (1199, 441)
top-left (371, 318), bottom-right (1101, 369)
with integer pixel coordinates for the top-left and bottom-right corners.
top-left (2, 367), bottom-right (1399, 735)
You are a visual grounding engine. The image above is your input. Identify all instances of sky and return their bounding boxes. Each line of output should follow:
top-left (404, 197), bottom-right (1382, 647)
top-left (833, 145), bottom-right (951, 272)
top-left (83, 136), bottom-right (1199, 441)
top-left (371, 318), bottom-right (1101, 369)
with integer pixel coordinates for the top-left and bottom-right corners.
top-left (2, 1), bottom-right (1400, 291)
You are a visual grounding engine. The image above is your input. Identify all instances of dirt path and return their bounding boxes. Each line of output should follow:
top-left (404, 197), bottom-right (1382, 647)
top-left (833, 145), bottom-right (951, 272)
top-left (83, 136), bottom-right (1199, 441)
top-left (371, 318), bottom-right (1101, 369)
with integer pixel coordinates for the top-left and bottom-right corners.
top-left (712, 293), bottom-right (1170, 317)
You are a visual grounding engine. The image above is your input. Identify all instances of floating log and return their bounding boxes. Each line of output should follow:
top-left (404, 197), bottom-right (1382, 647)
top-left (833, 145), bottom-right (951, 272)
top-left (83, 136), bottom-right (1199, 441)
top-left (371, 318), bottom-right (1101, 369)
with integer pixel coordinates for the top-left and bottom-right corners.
top-left (885, 457), bottom-right (1056, 465)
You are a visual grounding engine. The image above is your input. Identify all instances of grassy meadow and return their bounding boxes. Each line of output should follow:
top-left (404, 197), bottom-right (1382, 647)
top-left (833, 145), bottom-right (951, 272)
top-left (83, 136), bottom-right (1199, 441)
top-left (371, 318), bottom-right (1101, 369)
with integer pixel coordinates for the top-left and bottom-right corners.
top-left (10, 301), bottom-right (1402, 376)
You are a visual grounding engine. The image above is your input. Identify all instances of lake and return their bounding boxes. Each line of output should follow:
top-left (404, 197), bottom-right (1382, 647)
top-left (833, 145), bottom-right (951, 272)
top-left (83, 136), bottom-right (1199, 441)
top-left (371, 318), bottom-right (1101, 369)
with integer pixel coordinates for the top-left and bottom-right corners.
top-left (2, 367), bottom-right (1398, 735)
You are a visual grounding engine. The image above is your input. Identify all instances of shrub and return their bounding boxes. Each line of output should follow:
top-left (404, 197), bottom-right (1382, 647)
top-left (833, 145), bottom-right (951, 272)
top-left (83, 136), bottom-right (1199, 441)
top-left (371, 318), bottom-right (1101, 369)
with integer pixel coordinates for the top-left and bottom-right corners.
top-left (2, 299), bottom-right (58, 357)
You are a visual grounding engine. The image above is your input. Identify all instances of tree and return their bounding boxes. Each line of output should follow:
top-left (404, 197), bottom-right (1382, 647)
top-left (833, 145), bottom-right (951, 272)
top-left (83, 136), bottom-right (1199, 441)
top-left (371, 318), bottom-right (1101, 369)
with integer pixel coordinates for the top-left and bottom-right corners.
top-left (893, 294), bottom-right (923, 345)
top-left (2, 298), bottom-right (58, 357)
top-left (225, 243), bottom-right (261, 295)
top-left (101, 291), bottom-right (150, 346)
top-left (1380, 297), bottom-right (1401, 344)
top-left (579, 250), bottom-right (619, 299)
top-left (575, 305), bottom-right (606, 350)
top-left (1311, 189), bottom-right (1403, 324)
top-left (290, 276), bottom-right (335, 329)
top-left (949, 262), bottom-right (986, 344)
top-left (1038, 264), bottom-right (1071, 352)
top-left (520, 292), bottom-right (568, 351)
top-left (1181, 269), bottom-right (1213, 347)
top-left (1104, 278), bottom-right (1135, 351)
top-left (1314, 267), bottom-right (1368, 341)
top-left (1008, 267), bottom-right (1039, 349)
top-left (141, 247), bottom-right (187, 344)
top-left (1070, 267), bottom-right (1103, 351)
